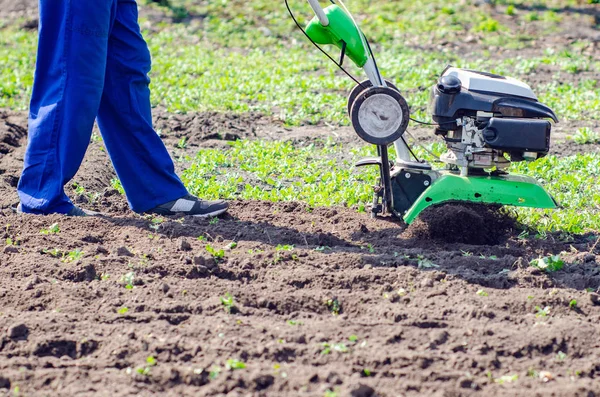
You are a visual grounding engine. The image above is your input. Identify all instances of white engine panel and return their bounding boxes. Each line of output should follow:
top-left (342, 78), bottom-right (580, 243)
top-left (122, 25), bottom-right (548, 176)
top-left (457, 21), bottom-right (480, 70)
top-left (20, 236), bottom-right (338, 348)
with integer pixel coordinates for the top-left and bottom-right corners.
top-left (443, 67), bottom-right (537, 100)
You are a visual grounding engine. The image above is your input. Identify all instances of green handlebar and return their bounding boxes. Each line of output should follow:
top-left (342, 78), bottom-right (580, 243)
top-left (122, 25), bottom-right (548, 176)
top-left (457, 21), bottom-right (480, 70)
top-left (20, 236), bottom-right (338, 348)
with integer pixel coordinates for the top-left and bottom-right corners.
top-left (305, 5), bottom-right (369, 68)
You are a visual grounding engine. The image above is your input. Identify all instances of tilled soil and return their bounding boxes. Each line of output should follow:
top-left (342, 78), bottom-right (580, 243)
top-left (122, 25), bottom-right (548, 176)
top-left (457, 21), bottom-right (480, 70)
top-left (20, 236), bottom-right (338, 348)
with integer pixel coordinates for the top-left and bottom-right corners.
top-left (1, 108), bottom-right (600, 397)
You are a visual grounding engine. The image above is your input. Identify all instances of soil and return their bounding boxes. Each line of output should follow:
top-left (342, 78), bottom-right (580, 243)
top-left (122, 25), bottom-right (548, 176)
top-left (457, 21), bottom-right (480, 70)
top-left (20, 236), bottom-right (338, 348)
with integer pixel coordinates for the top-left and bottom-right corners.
top-left (2, 105), bottom-right (600, 397)
top-left (2, 2), bottom-right (600, 396)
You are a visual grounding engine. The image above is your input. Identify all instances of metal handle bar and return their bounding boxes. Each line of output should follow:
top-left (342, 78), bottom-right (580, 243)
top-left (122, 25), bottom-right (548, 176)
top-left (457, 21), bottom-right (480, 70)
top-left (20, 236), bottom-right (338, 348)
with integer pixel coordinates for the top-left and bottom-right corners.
top-left (307, 0), bottom-right (329, 26)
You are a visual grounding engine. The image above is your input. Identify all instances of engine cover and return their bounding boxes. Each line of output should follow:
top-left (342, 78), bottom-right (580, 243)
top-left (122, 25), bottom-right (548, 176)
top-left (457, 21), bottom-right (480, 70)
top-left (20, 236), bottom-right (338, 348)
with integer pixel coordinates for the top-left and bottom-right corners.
top-left (429, 67), bottom-right (558, 126)
top-left (482, 118), bottom-right (551, 154)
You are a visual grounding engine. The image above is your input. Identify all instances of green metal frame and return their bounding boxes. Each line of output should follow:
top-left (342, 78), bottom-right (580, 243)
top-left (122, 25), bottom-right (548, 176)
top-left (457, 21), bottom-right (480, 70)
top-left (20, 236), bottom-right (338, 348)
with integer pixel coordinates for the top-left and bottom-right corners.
top-left (305, 5), bottom-right (368, 67)
top-left (403, 172), bottom-right (558, 224)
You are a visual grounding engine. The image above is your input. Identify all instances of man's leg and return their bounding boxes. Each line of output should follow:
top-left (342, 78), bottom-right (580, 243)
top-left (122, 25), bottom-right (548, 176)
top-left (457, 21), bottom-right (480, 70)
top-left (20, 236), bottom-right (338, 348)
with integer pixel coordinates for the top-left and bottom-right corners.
top-left (96, 0), bottom-right (189, 213)
top-left (17, 1), bottom-right (115, 214)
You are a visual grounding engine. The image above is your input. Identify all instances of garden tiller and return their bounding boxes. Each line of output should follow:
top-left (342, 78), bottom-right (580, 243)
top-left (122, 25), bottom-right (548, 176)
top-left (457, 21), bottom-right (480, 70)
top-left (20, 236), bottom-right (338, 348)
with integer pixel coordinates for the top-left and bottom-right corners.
top-left (287, 0), bottom-right (558, 223)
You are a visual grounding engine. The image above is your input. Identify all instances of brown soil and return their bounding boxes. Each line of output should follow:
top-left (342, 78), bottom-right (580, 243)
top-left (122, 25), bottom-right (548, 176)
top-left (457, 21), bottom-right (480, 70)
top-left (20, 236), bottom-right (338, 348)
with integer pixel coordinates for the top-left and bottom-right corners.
top-left (2, 107), bottom-right (600, 397)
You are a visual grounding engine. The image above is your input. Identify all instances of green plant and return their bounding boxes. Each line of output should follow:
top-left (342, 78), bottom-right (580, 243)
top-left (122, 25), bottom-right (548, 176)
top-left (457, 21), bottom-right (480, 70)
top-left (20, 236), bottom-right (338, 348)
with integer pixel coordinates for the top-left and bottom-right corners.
top-left (40, 223), bottom-right (60, 235)
top-left (325, 297), bottom-right (341, 315)
top-left (506, 5), bottom-right (515, 16)
top-left (569, 299), bottom-right (578, 309)
top-left (206, 244), bottom-right (225, 261)
top-left (221, 292), bottom-right (237, 314)
top-left (209, 217), bottom-right (219, 225)
top-left (495, 374), bottom-right (518, 384)
top-left (571, 127), bottom-right (600, 144)
top-left (476, 289), bottom-right (489, 297)
top-left (321, 342), bottom-right (348, 355)
top-left (225, 359), bottom-right (246, 370)
top-left (535, 306), bottom-right (551, 318)
top-left (557, 351), bottom-right (567, 361)
top-left (209, 365), bottom-right (221, 380)
top-left (530, 255), bottom-right (564, 272)
top-left (176, 136), bottom-right (187, 149)
top-left (111, 178), bottom-right (125, 194)
top-left (118, 307), bottom-right (129, 315)
top-left (120, 271), bottom-right (135, 289)
top-left (136, 355), bottom-right (157, 376)
top-left (417, 255), bottom-right (439, 269)
top-left (62, 249), bottom-right (84, 263)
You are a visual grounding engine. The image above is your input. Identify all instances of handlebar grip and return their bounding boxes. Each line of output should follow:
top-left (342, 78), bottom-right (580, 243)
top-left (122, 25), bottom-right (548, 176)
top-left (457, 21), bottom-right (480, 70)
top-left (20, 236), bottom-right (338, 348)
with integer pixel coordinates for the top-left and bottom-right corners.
top-left (307, 0), bottom-right (329, 26)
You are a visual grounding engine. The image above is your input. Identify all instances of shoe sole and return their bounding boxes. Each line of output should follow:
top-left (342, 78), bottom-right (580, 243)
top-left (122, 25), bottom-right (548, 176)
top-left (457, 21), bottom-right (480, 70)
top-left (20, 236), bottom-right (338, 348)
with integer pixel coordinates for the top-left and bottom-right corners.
top-left (190, 207), bottom-right (229, 218)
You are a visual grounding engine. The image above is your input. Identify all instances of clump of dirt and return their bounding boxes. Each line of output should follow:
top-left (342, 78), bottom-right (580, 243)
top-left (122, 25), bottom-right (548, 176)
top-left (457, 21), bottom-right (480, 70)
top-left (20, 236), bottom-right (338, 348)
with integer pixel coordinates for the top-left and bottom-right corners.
top-left (403, 203), bottom-right (517, 245)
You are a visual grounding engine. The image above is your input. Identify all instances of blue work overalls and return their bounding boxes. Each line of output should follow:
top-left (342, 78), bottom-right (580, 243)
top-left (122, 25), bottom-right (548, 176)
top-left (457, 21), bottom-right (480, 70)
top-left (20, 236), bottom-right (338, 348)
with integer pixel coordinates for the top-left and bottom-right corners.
top-left (17, 0), bottom-right (188, 214)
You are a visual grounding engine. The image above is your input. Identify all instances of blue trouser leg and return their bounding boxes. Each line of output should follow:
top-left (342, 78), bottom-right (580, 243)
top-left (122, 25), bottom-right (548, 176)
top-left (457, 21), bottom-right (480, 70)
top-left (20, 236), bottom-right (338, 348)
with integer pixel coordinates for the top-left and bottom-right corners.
top-left (18, 1), bottom-right (116, 214)
top-left (18, 0), bottom-right (188, 214)
top-left (96, 0), bottom-right (188, 213)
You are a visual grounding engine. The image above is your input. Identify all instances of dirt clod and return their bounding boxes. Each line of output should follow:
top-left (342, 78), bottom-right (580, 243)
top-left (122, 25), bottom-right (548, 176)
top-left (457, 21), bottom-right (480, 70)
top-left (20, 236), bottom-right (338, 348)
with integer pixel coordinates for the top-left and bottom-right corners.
top-left (7, 323), bottom-right (29, 340)
top-left (403, 203), bottom-right (517, 245)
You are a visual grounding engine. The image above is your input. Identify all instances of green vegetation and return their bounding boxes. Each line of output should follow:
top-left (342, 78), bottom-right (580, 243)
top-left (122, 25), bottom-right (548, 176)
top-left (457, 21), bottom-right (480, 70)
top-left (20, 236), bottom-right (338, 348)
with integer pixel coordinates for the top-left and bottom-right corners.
top-left (220, 292), bottom-right (237, 314)
top-left (529, 255), bottom-right (565, 272)
top-left (1, 0), bottom-right (598, 237)
top-left (40, 223), bottom-right (60, 235)
top-left (325, 297), bottom-right (341, 316)
top-left (1, 1), bottom-right (599, 123)
top-left (206, 243), bottom-right (225, 261)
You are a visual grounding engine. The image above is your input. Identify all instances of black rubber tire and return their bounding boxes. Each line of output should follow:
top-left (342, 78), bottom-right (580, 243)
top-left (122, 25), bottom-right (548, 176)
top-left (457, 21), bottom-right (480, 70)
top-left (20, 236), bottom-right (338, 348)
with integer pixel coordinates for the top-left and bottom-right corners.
top-left (347, 79), bottom-right (400, 116)
top-left (350, 85), bottom-right (410, 145)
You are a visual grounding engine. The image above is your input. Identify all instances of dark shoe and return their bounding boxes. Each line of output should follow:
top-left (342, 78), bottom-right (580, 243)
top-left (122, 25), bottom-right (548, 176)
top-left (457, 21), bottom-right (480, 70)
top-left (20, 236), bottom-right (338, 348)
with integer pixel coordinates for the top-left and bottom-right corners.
top-left (16, 203), bottom-right (99, 217)
top-left (147, 194), bottom-right (229, 217)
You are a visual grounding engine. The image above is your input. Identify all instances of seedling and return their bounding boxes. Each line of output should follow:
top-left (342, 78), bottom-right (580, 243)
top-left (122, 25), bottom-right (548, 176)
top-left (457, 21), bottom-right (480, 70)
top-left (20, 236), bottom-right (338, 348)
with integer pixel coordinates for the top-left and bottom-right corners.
top-left (494, 374), bottom-right (518, 384)
top-left (287, 319), bottom-right (303, 326)
top-left (530, 255), bottom-right (564, 272)
top-left (535, 306), bottom-right (551, 317)
top-left (569, 299), bottom-right (578, 309)
top-left (44, 248), bottom-right (61, 257)
top-left (118, 307), bottom-right (129, 315)
top-left (136, 356), bottom-right (157, 376)
top-left (120, 271), bottom-right (135, 289)
top-left (476, 289), bottom-right (489, 297)
top-left (325, 297), bottom-right (341, 316)
top-left (197, 235), bottom-right (207, 242)
top-left (321, 342), bottom-right (348, 355)
top-left (176, 137), bottom-right (188, 149)
top-left (314, 246), bottom-right (331, 252)
top-left (61, 249), bottom-right (84, 263)
top-left (220, 292), bottom-right (237, 314)
top-left (556, 351), bottom-right (567, 361)
top-left (227, 242), bottom-right (238, 249)
top-left (461, 250), bottom-right (473, 257)
top-left (571, 127), bottom-right (600, 144)
top-left (100, 273), bottom-right (110, 281)
top-left (209, 365), bottom-right (221, 380)
top-left (324, 390), bottom-right (338, 397)
top-left (206, 244), bottom-right (225, 261)
top-left (40, 223), bottom-right (60, 235)
top-left (209, 217), bottom-right (219, 225)
top-left (225, 359), bottom-right (246, 370)
top-left (362, 368), bottom-right (372, 377)
top-left (276, 244), bottom-right (294, 251)
top-left (110, 178), bottom-right (125, 195)
top-left (417, 255), bottom-right (439, 269)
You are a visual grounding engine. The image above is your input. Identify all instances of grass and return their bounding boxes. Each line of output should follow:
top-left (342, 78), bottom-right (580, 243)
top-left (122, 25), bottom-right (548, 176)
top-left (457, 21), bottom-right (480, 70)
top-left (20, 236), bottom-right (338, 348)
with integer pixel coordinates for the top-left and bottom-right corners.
top-left (1, 1), bottom-right (599, 124)
top-left (0, 1), bottom-right (598, 235)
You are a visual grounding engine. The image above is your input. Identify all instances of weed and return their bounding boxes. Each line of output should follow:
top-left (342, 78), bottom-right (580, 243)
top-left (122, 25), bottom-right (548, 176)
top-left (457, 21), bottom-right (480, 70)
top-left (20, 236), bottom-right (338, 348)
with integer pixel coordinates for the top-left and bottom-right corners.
top-left (348, 335), bottom-right (358, 342)
top-left (321, 342), bottom-right (348, 355)
top-left (227, 242), bottom-right (237, 249)
top-left (44, 248), bottom-right (61, 257)
top-left (40, 223), bottom-right (60, 235)
top-left (209, 217), bottom-right (219, 225)
top-left (494, 374), bottom-right (518, 384)
top-left (417, 255), bottom-right (439, 269)
top-left (61, 249), bottom-right (84, 263)
top-left (530, 255), bottom-right (565, 272)
top-left (136, 356), bottom-right (157, 376)
top-left (276, 244), bottom-right (294, 251)
top-left (120, 271), bottom-right (135, 289)
top-left (206, 244), bottom-right (225, 261)
top-left (362, 368), bottom-right (372, 377)
top-left (571, 127), bottom-right (600, 144)
top-left (100, 273), bottom-right (110, 281)
top-left (118, 307), bottom-right (129, 315)
top-left (569, 299), bottom-right (578, 309)
top-left (110, 178), bottom-right (125, 195)
top-left (225, 359), bottom-right (246, 370)
top-left (461, 250), bottom-right (473, 257)
top-left (535, 306), bottom-right (551, 317)
top-left (176, 137), bottom-right (187, 149)
top-left (325, 297), bottom-right (341, 316)
top-left (220, 292), bottom-right (237, 314)
top-left (476, 289), bottom-right (489, 297)
top-left (209, 365), bottom-right (221, 380)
